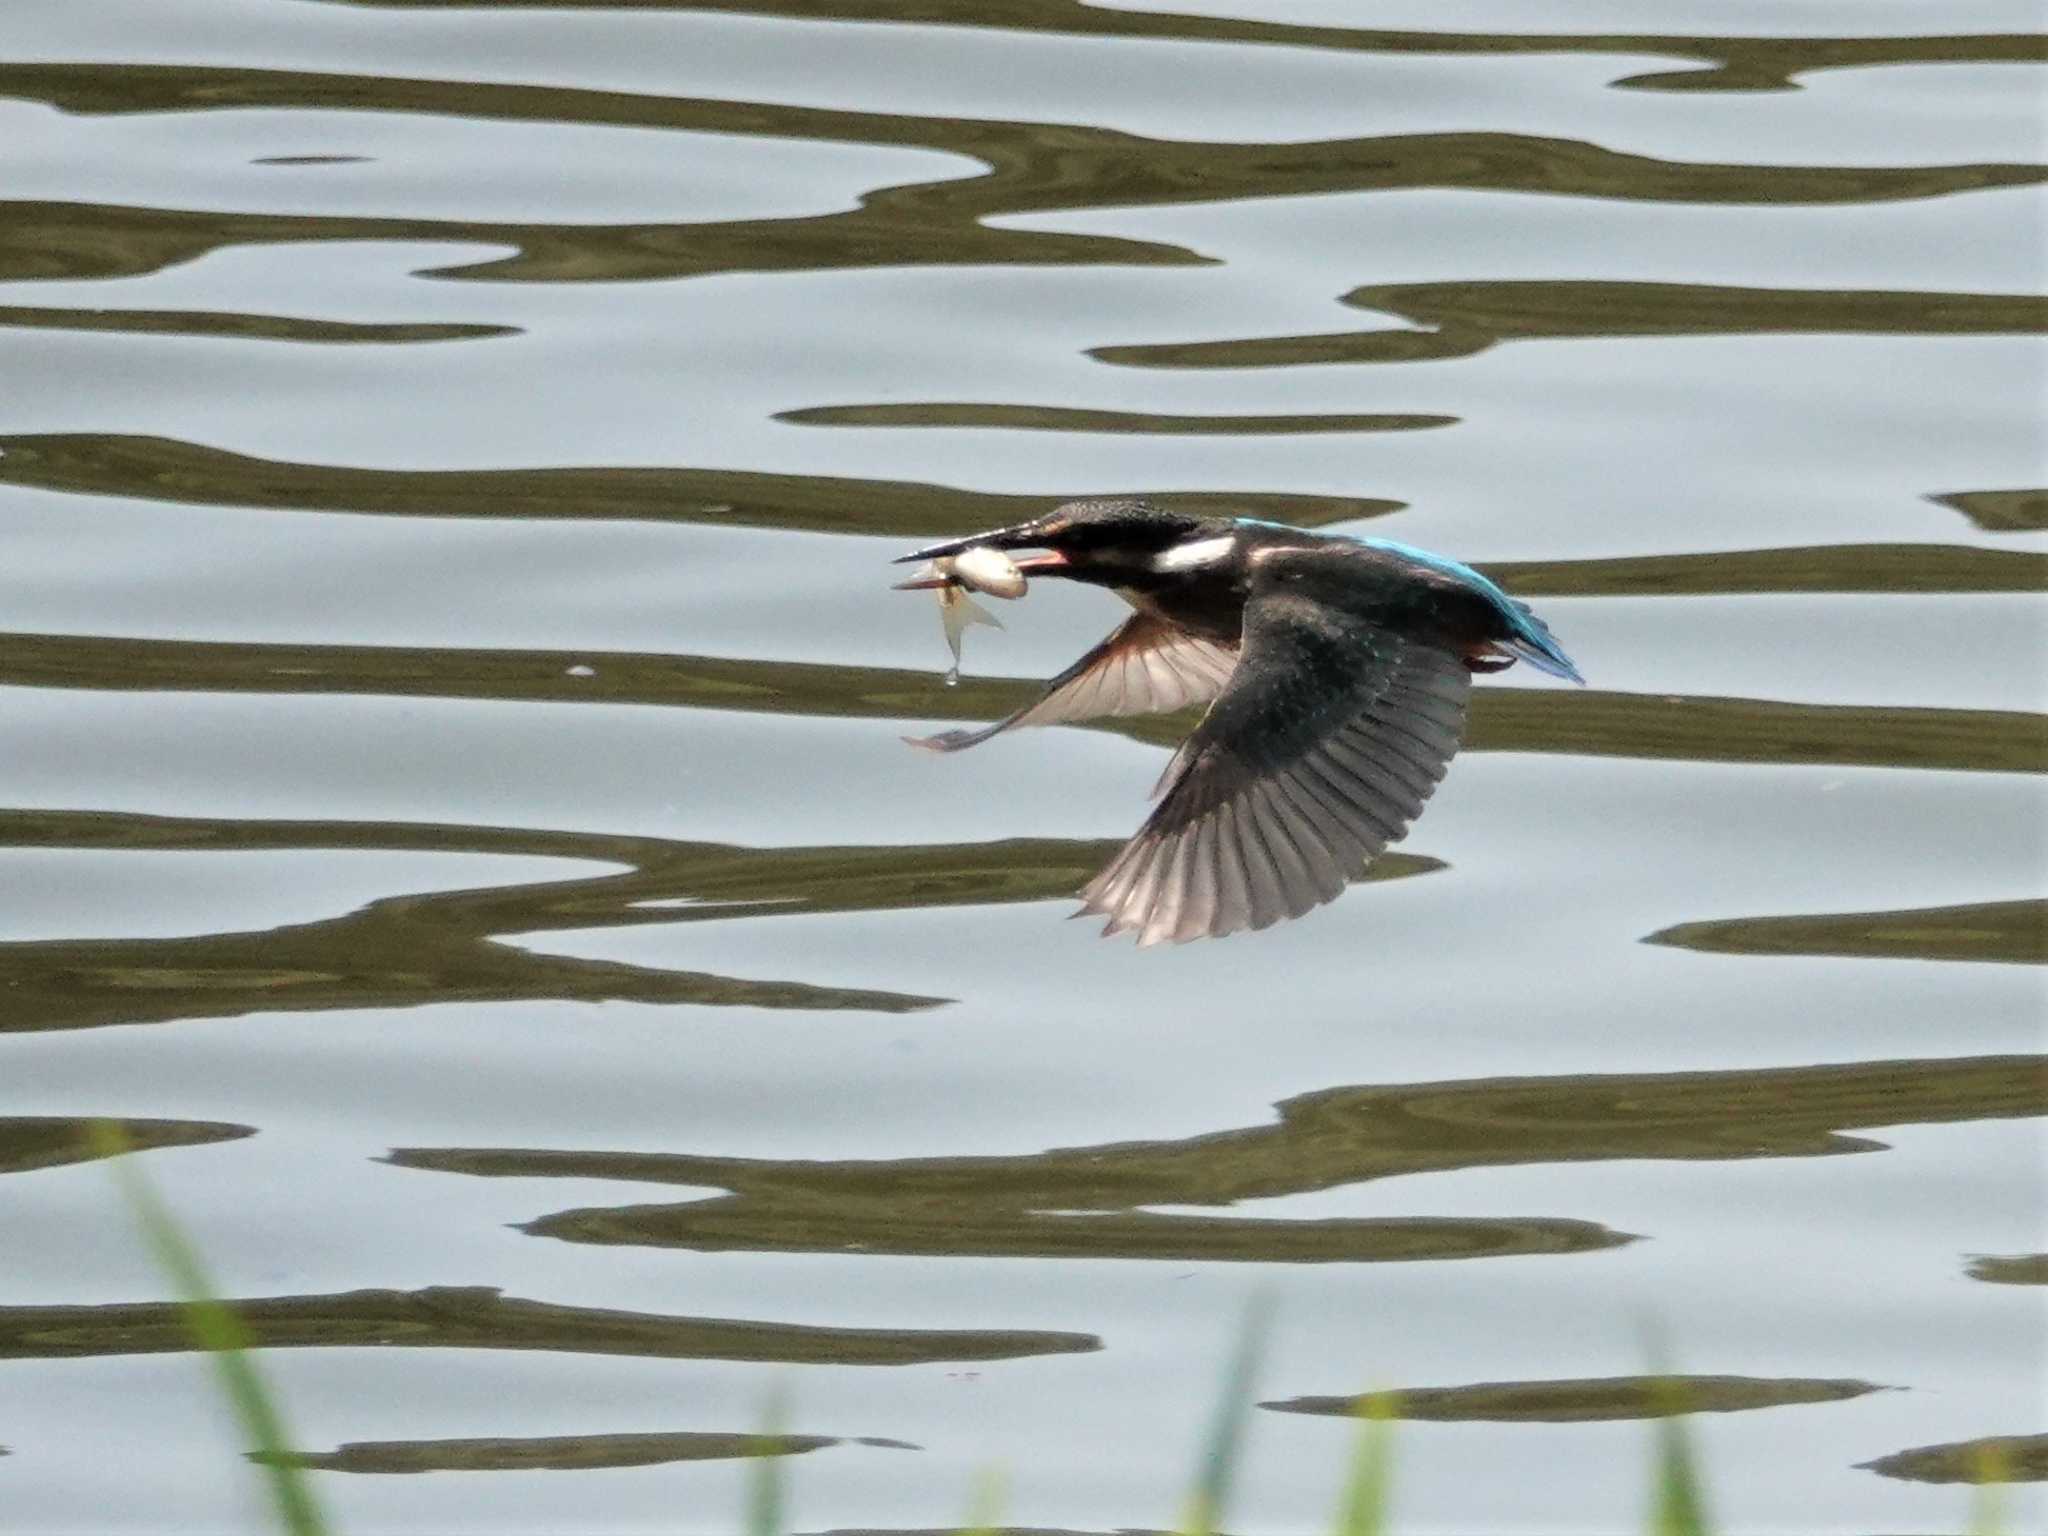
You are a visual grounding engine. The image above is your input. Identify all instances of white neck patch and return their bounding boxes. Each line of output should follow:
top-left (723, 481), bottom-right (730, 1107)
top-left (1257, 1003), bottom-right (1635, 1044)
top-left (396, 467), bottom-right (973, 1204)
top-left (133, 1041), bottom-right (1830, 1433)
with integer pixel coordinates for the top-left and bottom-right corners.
top-left (1150, 534), bottom-right (1237, 573)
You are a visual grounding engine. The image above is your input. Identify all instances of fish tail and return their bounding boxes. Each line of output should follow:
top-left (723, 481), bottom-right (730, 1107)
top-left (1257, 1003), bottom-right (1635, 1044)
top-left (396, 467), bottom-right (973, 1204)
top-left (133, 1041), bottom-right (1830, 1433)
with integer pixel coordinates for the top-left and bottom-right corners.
top-left (939, 587), bottom-right (1004, 665)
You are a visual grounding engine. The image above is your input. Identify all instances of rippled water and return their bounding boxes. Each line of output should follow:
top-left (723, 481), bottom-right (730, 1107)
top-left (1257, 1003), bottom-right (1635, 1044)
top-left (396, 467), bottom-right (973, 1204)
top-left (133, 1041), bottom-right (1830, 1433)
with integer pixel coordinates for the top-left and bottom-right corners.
top-left (2, 2), bottom-right (2044, 1531)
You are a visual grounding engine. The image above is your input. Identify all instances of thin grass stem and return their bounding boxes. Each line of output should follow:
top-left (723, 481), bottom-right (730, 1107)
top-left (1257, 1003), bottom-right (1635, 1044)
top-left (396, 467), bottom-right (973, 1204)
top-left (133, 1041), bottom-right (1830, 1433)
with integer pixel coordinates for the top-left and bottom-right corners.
top-left (87, 1119), bottom-right (329, 1536)
top-left (1181, 1293), bottom-right (1274, 1536)
top-left (1332, 1390), bottom-right (1397, 1536)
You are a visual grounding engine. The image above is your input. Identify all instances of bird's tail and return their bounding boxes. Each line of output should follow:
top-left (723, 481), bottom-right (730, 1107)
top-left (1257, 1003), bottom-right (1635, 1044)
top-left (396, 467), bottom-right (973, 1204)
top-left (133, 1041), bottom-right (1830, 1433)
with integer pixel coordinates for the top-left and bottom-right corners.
top-left (1504, 604), bottom-right (1585, 684)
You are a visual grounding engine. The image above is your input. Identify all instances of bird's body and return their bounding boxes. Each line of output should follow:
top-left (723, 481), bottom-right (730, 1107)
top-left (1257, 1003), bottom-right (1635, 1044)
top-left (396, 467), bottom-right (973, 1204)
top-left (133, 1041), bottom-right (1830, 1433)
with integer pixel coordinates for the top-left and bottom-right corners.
top-left (895, 499), bottom-right (1582, 944)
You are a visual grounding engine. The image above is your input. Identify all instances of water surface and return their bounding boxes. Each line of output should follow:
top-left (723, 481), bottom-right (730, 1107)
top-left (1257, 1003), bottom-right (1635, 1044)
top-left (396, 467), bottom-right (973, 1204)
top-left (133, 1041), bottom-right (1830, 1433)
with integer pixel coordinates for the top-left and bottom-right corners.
top-left (0, 2), bottom-right (2042, 1532)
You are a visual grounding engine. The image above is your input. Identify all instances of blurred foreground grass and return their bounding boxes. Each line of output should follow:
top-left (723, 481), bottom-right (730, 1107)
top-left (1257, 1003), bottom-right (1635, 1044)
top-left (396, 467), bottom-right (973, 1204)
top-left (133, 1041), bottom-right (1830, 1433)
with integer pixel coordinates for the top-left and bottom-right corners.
top-left (87, 1120), bottom-right (328, 1536)
top-left (91, 1126), bottom-right (2014, 1536)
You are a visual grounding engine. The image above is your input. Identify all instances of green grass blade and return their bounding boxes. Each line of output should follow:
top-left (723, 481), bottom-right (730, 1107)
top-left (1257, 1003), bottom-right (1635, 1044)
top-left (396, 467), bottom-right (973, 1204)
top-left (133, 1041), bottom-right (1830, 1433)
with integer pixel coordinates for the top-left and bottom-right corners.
top-left (1181, 1293), bottom-right (1274, 1536)
top-left (959, 1464), bottom-right (1009, 1536)
top-left (87, 1119), bottom-right (329, 1536)
top-left (1647, 1376), bottom-right (1711, 1536)
top-left (1969, 1437), bottom-right (2009, 1536)
top-left (745, 1378), bottom-right (790, 1536)
top-left (1332, 1390), bottom-right (1397, 1536)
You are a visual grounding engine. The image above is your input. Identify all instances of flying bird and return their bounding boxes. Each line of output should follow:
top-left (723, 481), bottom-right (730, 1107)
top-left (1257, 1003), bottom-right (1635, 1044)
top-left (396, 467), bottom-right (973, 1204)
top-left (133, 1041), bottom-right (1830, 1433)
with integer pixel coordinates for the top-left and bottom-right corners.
top-left (894, 498), bottom-right (1582, 944)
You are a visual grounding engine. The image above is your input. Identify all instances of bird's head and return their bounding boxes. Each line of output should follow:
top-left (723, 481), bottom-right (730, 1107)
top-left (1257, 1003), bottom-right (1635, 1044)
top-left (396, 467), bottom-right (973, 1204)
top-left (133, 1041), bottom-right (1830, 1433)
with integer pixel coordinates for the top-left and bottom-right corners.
top-left (894, 498), bottom-right (1233, 586)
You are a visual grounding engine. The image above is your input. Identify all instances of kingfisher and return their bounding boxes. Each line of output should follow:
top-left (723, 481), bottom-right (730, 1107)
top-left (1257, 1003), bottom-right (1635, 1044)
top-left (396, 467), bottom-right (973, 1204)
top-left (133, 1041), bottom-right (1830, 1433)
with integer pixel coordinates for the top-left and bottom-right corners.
top-left (893, 498), bottom-right (1582, 945)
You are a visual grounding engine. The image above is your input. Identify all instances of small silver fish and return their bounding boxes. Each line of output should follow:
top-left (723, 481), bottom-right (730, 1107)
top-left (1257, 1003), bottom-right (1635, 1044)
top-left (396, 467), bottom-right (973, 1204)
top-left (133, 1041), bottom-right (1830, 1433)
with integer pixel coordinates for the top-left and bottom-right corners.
top-left (948, 544), bottom-right (1028, 599)
top-left (893, 546), bottom-right (1028, 683)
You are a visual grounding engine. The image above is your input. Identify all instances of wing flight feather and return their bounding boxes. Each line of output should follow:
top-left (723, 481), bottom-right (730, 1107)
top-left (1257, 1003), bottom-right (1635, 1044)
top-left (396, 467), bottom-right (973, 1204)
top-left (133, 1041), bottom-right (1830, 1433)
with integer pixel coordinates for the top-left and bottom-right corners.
top-left (908, 612), bottom-right (1238, 753)
top-left (1080, 565), bottom-right (1473, 943)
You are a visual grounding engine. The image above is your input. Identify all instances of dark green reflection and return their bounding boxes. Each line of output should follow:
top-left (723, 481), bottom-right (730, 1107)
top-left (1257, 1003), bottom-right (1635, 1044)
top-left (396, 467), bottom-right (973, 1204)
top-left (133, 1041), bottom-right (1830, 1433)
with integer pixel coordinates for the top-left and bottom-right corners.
top-left (530, 1207), bottom-right (1623, 1267)
top-left (1489, 544), bottom-right (2048, 597)
top-left (305, 1), bottom-right (2048, 94)
top-left (1094, 282), bottom-right (2048, 369)
top-left (4, 809), bottom-right (1275, 1029)
top-left (1648, 900), bottom-right (2048, 965)
top-left (1858, 1434), bottom-right (2048, 1484)
top-left (388, 1054), bottom-right (2043, 1264)
top-left (0, 1117), bottom-right (253, 1176)
top-left (0, 193), bottom-right (1184, 287)
top-left (6, 436), bottom-right (2041, 595)
top-left (255, 1431), bottom-right (913, 1474)
top-left (0, 308), bottom-right (512, 345)
top-left (0, 1285), bottom-right (1096, 1365)
top-left (0, 807), bottom-right (1435, 1032)
top-left (778, 405), bottom-right (1456, 434)
top-left (3, 631), bottom-right (2039, 775)
top-left (0, 63), bottom-right (2035, 285)
top-left (1265, 1374), bottom-right (1882, 1423)
top-left (1465, 691), bottom-right (2043, 775)
top-left (1932, 489), bottom-right (2048, 534)
top-left (1968, 1253), bottom-right (2048, 1284)
top-left (0, 434), bottom-right (1395, 536)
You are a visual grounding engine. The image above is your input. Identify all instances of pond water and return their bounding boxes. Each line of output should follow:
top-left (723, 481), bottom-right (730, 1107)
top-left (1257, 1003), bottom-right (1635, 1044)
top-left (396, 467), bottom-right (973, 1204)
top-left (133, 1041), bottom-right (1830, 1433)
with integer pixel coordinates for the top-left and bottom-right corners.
top-left (0, 2), bottom-right (2043, 1532)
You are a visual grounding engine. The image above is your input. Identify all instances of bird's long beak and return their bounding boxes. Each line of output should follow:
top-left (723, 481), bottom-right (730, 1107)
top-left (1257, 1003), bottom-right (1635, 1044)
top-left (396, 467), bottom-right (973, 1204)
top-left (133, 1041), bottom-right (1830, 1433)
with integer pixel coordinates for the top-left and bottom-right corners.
top-left (892, 521), bottom-right (1072, 576)
top-left (892, 521), bottom-right (1050, 563)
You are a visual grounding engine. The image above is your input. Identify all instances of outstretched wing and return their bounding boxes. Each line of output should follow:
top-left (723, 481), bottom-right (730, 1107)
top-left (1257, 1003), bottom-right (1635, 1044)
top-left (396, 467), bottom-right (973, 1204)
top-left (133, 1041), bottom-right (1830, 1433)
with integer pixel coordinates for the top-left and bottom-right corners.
top-left (908, 612), bottom-right (1239, 753)
top-left (1079, 570), bottom-right (1472, 944)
